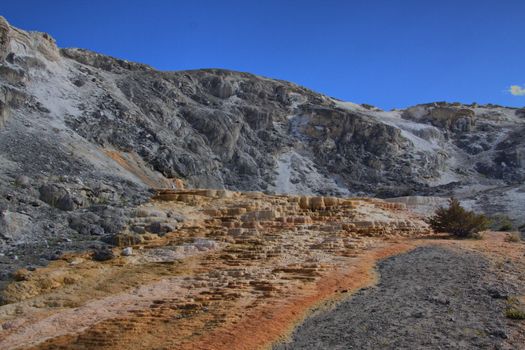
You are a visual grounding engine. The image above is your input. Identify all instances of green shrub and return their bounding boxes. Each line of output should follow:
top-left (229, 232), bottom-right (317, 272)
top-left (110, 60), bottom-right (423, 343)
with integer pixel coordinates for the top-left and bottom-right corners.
top-left (428, 198), bottom-right (490, 238)
top-left (506, 297), bottom-right (525, 319)
top-left (490, 214), bottom-right (514, 231)
top-left (506, 308), bottom-right (525, 319)
top-left (500, 222), bottom-right (514, 231)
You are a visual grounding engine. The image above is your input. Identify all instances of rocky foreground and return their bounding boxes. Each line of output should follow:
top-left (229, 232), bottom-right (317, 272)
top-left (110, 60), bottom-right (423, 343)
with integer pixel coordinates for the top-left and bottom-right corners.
top-left (0, 189), bottom-right (523, 349)
top-left (0, 188), bottom-right (430, 349)
top-left (276, 244), bottom-right (525, 350)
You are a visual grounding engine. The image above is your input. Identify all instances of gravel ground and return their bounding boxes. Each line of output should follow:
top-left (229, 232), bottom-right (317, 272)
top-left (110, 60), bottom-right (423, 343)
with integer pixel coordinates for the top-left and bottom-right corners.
top-left (275, 246), bottom-right (512, 350)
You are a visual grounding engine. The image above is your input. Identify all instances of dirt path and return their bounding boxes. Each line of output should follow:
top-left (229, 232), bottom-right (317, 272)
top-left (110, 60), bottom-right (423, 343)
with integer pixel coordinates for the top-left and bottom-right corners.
top-left (275, 245), bottom-right (519, 349)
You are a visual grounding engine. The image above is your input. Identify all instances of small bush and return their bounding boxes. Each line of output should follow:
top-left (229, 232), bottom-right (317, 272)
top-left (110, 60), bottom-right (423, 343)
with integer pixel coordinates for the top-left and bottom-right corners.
top-left (506, 308), bottom-right (525, 320)
top-left (500, 222), bottom-right (514, 231)
top-left (490, 214), bottom-right (514, 231)
top-left (506, 297), bottom-right (525, 319)
top-left (428, 198), bottom-right (490, 238)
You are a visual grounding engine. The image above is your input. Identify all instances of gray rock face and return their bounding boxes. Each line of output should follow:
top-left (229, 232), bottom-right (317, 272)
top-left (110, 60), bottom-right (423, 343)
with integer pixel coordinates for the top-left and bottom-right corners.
top-left (39, 184), bottom-right (80, 211)
top-left (0, 210), bottom-right (31, 241)
top-left (0, 17), bottom-right (524, 276)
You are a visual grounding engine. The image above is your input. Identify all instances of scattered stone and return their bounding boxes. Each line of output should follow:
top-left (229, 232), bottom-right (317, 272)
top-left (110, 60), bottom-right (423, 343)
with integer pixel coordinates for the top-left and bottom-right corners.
top-left (104, 233), bottom-right (143, 247)
top-left (134, 208), bottom-right (166, 218)
top-left (489, 329), bottom-right (507, 339)
top-left (193, 239), bottom-right (218, 251)
top-left (121, 247), bottom-right (133, 256)
top-left (14, 175), bottom-right (30, 188)
top-left (145, 221), bottom-right (175, 235)
top-left (131, 225), bottom-right (146, 234)
top-left (91, 248), bottom-right (115, 261)
top-left (39, 184), bottom-right (81, 211)
top-left (12, 268), bottom-right (31, 281)
top-left (488, 287), bottom-right (508, 299)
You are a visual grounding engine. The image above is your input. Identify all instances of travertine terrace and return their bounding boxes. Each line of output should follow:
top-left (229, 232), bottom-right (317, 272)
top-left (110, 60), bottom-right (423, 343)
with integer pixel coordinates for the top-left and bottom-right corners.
top-left (1, 15), bottom-right (525, 292)
top-left (0, 190), bottom-right (431, 349)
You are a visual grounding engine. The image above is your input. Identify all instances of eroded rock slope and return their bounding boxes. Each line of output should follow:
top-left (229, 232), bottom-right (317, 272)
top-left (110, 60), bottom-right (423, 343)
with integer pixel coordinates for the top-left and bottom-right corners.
top-left (0, 16), bottom-right (524, 277)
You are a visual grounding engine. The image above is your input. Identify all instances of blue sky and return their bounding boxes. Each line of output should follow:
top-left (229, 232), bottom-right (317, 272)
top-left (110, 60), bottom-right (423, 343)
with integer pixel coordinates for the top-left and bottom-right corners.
top-left (1, 0), bottom-right (524, 110)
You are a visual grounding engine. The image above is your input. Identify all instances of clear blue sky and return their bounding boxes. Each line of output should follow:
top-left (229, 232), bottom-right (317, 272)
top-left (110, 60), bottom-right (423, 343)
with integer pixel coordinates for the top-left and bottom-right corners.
top-left (2, 0), bottom-right (524, 110)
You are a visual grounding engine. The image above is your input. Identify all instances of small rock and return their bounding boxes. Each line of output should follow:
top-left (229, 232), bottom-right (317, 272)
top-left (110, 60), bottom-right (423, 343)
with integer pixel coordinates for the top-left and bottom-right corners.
top-left (428, 294), bottom-right (450, 305)
top-left (489, 329), bottom-right (507, 339)
top-left (411, 311), bottom-right (425, 318)
top-left (103, 233), bottom-right (143, 246)
top-left (47, 251), bottom-right (62, 260)
top-left (134, 208), bottom-right (166, 218)
top-left (193, 239), bottom-right (218, 251)
top-left (146, 221), bottom-right (162, 233)
top-left (122, 247), bottom-right (133, 256)
top-left (13, 268), bottom-right (31, 281)
top-left (92, 248), bottom-right (115, 261)
top-left (146, 221), bottom-right (175, 235)
top-left (56, 195), bottom-right (78, 211)
top-left (14, 175), bottom-right (31, 188)
top-left (131, 225), bottom-right (146, 234)
top-left (69, 257), bottom-right (84, 265)
top-left (487, 287), bottom-right (508, 299)
top-left (73, 79), bottom-right (85, 87)
top-left (89, 225), bottom-right (105, 236)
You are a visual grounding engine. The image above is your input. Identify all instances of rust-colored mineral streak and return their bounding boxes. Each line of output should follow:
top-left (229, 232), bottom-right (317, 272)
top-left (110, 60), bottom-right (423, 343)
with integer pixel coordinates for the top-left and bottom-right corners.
top-left (0, 189), bottom-right (442, 349)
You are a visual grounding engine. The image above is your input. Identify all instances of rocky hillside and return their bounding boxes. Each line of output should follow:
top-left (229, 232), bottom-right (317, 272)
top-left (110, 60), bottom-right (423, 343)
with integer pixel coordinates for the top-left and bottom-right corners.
top-left (0, 17), bottom-right (524, 276)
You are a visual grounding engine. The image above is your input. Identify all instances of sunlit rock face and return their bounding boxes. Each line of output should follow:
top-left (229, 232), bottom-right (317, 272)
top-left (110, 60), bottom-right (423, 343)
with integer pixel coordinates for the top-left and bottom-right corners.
top-left (0, 16), bottom-right (524, 274)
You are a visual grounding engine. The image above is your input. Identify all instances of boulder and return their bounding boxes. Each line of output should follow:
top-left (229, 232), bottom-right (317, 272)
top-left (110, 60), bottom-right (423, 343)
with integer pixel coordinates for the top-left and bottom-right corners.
top-left (92, 248), bottom-right (115, 261)
top-left (39, 184), bottom-right (81, 211)
top-left (68, 212), bottom-right (106, 235)
top-left (14, 175), bottom-right (31, 188)
top-left (0, 210), bottom-right (31, 240)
